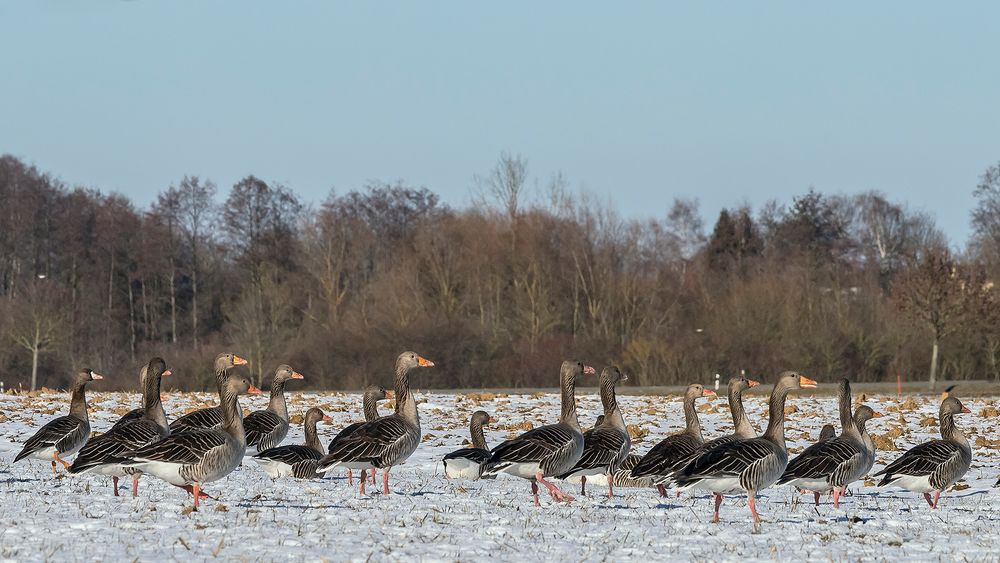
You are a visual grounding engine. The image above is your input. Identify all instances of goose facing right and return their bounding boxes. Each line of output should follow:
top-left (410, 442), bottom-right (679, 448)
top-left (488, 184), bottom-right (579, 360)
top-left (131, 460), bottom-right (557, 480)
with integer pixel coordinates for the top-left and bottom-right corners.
top-left (253, 407), bottom-right (333, 479)
top-left (15, 369), bottom-right (103, 474)
top-left (244, 365), bottom-right (304, 452)
top-left (168, 353), bottom-right (248, 433)
top-left (874, 396), bottom-right (972, 509)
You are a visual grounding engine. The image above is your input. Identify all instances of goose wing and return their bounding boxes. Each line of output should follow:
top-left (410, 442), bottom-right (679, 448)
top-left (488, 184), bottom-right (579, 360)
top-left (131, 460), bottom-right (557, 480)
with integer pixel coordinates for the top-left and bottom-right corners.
top-left (320, 416), bottom-right (411, 466)
top-left (15, 416), bottom-right (84, 461)
top-left (443, 447), bottom-right (491, 465)
top-left (487, 424), bottom-right (573, 465)
top-left (330, 421), bottom-right (364, 445)
top-left (110, 408), bottom-right (145, 432)
top-left (244, 410), bottom-right (284, 448)
top-left (168, 407), bottom-right (222, 432)
top-left (875, 440), bottom-right (961, 481)
top-left (560, 426), bottom-right (629, 475)
top-left (673, 438), bottom-right (776, 485)
top-left (254, 444), bottom-right (321, 466)
top-left (69, 419), bottom-right (165, 473)
top-left (630, 433), bottom-right (700, 478)
top-left (778, 437), bottom-right (862, 485)
top-left (124, 429), bottom-right (226, 465)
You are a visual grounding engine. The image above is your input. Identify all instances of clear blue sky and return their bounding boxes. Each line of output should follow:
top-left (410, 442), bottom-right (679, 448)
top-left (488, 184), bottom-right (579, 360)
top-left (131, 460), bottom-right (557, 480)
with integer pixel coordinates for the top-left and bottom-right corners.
top-left (2, 2), bottom-right (998, 244)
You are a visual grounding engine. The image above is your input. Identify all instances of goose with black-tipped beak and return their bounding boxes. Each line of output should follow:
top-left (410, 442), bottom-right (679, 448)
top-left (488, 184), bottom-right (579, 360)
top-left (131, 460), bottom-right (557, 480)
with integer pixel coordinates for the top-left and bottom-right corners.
top-left (778, 378), bottom-right (882, 508)
top-left (443, 411), bottom-right (498, 480)
top-left (558, 366), bottom-right (630, 498)
top-left (673, 371), bottom-right (817, 523)
top-left (481, 361), bottom-right (595, 506)
top-left (120, 371), bottom-right (262, 510)
top-left (629, 383), bottom-right (716, 496)
top-left (875, 396), bottom-right (972, 509)
top-left (168, 353), bottom-right (248, 432)
top-left (317, 352), bottom-right (435, 495)
top-left (15, 369), bottom-right (103, 474)
top-left (253, 407), bottom-right (333, 479)
top-left (330, 384), bottom-right (394, 486)
top-left (244, 365), bottom-right (304, 452)
top-left (69, 357), bottom-right (172, 497)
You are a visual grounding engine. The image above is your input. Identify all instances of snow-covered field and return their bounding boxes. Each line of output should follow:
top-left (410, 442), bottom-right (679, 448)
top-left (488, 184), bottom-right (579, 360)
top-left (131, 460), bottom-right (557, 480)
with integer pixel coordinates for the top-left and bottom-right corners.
top-left (1, 385), bottom-right (999, 562)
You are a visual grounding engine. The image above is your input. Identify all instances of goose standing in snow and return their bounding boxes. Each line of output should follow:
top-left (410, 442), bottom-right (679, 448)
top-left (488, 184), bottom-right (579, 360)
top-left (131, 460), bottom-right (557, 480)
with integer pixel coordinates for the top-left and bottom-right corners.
top-left (120, 372), bottom-right (261, 509)
top-left (481, 361), bottom-right (595, 506)
top-left (673, 372), bottom-right (817, 523)
top-left (874, 396), bottom-right (972, 509)
top-left (15, 369), bottom-right (103, 474)
top-left (330, 384), bottom-right (394, 486)
top-left (317, 352), bottom-right (435, 495)
top-left (777, 378), bottom-right (881, 508)
top-left (629, 383), bottom-right (716, 495)
top-left (252, 407), bottom-right (332, 479)
top-left (69, 357), bottom-right (172, 496)
top-left (558, 366), bottom-right (631, 497)
top-left (168, 353), bottom-right (248, 432)
top-left (110, 363), bottom-right (167, 431)
top-left (443, 411), bottom-right (498, 480)
top-left (244, 365), bottom-right (304, 452)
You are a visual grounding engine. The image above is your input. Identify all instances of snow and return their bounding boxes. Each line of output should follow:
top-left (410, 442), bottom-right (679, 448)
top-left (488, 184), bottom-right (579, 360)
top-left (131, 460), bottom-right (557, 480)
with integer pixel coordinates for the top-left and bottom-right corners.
top-left (1, 387), bottom-right (999, 561)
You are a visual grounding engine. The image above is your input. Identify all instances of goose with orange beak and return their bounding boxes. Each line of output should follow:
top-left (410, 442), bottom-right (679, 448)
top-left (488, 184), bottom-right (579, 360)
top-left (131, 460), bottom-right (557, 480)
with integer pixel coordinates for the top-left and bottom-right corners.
top-left (630, 383), bottom-right (717, 494)
top-left (317, 352), bottom-right (435, 496)
top-left (168, 353), bottom-right (249, 433)
top-left (330, 384), bottom-right (395, 486)
top-left (253, 407), bottom-right (334, 479)
top-left (69, 357), bottom-right (172, 497)
top-left (673, 371), bottom-right (817, 524)
top-left (481, 361), bottom-right (595, 506)
top-left (244, 365), bottom-right (305, 452)
top-left (121, 370), bottom-right (262, 510)
top-left (15, 368), bottom-right (103, 475)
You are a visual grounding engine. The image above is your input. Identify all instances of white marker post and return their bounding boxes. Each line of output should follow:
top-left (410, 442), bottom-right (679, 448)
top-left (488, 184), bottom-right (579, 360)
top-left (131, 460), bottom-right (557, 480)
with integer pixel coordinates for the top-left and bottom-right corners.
top-left (714, 373), bottom-right (720, 392)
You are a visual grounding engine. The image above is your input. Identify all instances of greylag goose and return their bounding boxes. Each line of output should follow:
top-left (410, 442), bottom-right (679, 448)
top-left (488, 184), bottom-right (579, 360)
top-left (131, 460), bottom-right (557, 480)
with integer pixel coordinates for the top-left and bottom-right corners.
top-left (244, 365), bottom-right (304, 452)
top-left (558, 366), bottom-right (631, 497)
top-left (571, 454), bottom-right (656, 490)
top-left (317, 352), bottom-right (435, 495)
top-left (68, 357), bottom-right (172, 497)
top-left (252, 407), bottom-right (332, 479)
top-left (481, 361), bottom-right (595, 506)
top-left (777, 379), bottom-right (881, 508)
top-left (120, 372), bottom-right (261, 509)
top-left (168, 353), bottom-right (248, 432)
top-left (629, 383), bottom-right (716, 495)
top-left (673, 371), bottom-right (817, 523)
top-left (110, 364), bottom-right (167, 431)
top-left (15, 369), bottom-right (103, 474)
top-left (442, 411), bottom-right (498, 480)
top-left (329, 384), bottom-right (394, 486)
top-left (874, 396), bottom-right (972, 509)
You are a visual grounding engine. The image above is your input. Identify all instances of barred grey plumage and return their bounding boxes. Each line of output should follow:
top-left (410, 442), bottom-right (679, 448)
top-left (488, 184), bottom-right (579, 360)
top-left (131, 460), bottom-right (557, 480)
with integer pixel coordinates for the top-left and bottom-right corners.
top-left (245, 365), bottom-right (303, 452)
top-left (778, 379), bottom-right (879, 508)
top-left (15, 369), bottom-right (102, 473)
top-left (672, 371), bottom-right (817, 523)
top-left (558, 366), bottom-right (631, 497)
top-left (168, 353), bottom-right (248, 433)
top-left (120, 354), bottom-right (256, 509)
top-left (316, 352), bottom-right (435, 495)
top-left (875, 396), bottom-right (972, 509)
top-left (330, 385), bottom-right (393, 447)
top-left (630, 383), bottom-right (715, 485)
top-left (110, 363), bottom-right (153, 432)
top-left (481, 360), bottom-right (596, 506)
top-left (443, 410), bottom-right (497, 480)
top-left (253, 407), bottom-right (331, 479)
top-left (68, 357), bottom-right (172, 497)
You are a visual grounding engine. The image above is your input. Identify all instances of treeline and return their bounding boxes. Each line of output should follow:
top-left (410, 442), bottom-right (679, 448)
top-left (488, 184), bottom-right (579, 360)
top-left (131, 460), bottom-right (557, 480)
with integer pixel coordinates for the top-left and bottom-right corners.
top-left (2, 153), bottom-right (1000, 391)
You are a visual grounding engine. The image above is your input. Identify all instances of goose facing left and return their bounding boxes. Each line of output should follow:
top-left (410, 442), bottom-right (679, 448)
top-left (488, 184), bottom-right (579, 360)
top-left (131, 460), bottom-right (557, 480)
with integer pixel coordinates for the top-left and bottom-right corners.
top-left (121, 369), bottom-right (261, 509)
top-left (15, 368), bottom-right (103, 474)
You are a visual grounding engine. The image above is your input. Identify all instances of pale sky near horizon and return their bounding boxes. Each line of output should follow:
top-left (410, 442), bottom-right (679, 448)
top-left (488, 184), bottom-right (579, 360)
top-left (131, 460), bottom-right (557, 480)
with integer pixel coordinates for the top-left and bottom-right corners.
top-left (2, 2), bottom-right (998, 245)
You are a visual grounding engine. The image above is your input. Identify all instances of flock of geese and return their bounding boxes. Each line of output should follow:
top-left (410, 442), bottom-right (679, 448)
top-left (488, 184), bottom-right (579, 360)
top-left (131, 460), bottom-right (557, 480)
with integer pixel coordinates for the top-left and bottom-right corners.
top-left (10, 351), bottom-right (981, 523)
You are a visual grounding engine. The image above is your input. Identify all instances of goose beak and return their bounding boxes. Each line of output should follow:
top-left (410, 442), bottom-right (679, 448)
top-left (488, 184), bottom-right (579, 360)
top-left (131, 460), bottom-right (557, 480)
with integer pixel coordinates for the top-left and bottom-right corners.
top-left (323, 415), bottom-right (333, 423)
top-left (799, 376), bottom-right (818, 388)
top-left (291, 371), bottom-right (304, 380)
top-left (385, 390), bottom-right (396, 399)
top-left (873, 411), bottom-right (884, 418)
top-left (489, 416), bottom-right (498, 423)
top-left (160, 393), bottom-right (168, 402)
top-left (233, 355), bottom-right (248, 366)
top-left (248, 384), bottom-right (263, 395)
top-left (91, 373), bottom-right (104, 380)
top-left (702, 389), bottom-right (716, 397)
top-left (163, 369), bottom-right (172, 377)
top-left (417, 356), bottom-right (434, 367)
top-left (748, 379), bottom-right (761, 387)
top-left (583, 365), bottom-right (596, 375)
top-left (961, 406), bottom-right (972, 414)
